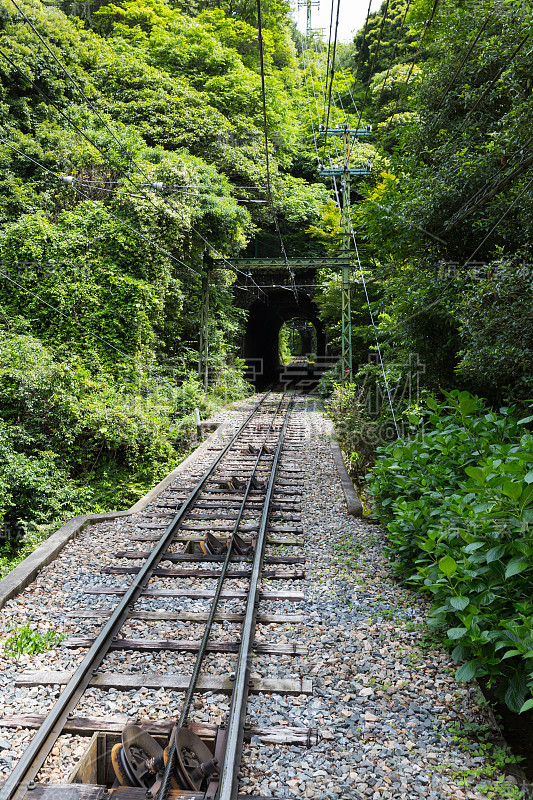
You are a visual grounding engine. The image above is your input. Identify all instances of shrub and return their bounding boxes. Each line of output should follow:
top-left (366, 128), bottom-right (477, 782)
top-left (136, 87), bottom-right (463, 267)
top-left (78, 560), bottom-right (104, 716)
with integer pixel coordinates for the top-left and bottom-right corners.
top-left (368, 391), bottom-right (533, 713)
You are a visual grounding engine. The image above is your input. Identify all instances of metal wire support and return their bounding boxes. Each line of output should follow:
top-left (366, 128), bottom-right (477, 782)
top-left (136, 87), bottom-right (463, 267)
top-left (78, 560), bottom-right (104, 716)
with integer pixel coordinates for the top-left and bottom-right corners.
top-left (340, 124), bottom-right (353, 383)
top-left (198, 266), bottom-right (210, 392)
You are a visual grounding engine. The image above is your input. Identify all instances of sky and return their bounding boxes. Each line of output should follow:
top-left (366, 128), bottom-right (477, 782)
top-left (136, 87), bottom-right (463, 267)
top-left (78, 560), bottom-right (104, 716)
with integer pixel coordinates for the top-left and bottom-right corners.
top-left (292, 0), bottom-right (383, 44)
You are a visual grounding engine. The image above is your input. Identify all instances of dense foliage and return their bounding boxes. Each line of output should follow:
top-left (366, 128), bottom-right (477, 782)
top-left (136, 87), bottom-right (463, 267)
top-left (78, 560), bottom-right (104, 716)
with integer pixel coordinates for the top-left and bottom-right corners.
top-left (345, 0), bottom-right (533, 405)
top-left (320, 0), bottom-right (533, 716)
top-left (0, 0), bottom-right (331, 552)
top-left (368, 392), bottom-right (533, 713)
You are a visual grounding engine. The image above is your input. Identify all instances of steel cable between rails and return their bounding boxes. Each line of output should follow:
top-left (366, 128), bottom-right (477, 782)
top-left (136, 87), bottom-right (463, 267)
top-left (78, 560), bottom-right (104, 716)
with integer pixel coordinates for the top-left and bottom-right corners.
top-left (156, 392), bottom-right (290, 800)
top-left (0, 391), bottom-right (274, 800)
top-left (216, 393), bottom-right (295, 800)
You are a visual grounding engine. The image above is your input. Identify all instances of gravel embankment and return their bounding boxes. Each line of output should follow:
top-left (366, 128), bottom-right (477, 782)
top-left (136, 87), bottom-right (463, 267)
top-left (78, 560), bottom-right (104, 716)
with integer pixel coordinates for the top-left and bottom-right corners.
top-left (0, 397), bottom-right (518, 798)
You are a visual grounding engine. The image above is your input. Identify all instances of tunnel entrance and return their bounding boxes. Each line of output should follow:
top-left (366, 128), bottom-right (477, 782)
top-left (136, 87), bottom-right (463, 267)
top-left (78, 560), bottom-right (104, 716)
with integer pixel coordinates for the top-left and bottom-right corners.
top-left (242, 289), bottom-right (326, 388)
top-left (279, 318), bottom-right (318, 363)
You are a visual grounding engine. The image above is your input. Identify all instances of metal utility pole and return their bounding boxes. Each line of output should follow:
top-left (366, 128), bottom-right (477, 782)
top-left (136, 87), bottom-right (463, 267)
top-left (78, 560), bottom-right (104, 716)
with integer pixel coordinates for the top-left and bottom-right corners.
top-left (318, 123), bottom-right (372, 383)
top-left (198, 267), bottom-right (210, 392)
top-left (341, 124), bottom-right (352, 383)
top-left (298, 0), bottom-right (320, 37)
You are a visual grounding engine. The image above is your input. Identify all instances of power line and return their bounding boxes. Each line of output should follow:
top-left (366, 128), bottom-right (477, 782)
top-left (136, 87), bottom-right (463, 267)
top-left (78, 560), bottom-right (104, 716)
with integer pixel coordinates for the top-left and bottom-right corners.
top-left (2, 23), bottom-right (271, 303)
top-left (383, 0), bottom-right (440, 137)
top-left (375, 0), bottom-right (412, 112)
top-left (323, 0), bottom-right (337, 111)
top-left (255, 0), bottom-right (297, 300)
top-left (443, 141), bottom-right (533, 232)
top-left (354, 0), bottom-right (391, 133)
top-left (353, 0), bottom-right (374, 87)
top-left (7, 0), bottom-right (154, 186)
top-left (385, 171), bottom-right (533, 335)
top-left (0, 267), bottom-right (137, 361)
top-left (433, 16), bottom-right (492, 113)
top-left (0, 135), bottom-right (202, 277)
top-left (443, 32), bottom-right (530, 147)
top-left (321, 0), bottom-right (341, 157)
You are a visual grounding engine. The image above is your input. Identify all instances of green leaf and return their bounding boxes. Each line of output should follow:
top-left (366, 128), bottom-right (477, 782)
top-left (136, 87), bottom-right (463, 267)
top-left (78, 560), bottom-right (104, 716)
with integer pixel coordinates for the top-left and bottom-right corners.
top-left (447, 627), bottom-right (468, 640)
top-left (505, 672), bottom-right (528, 713)
top-left (518, 415), bottom-right (533, 426)
top-left (464, 466), bottom-right (484, 484)
top-left (520, 484), bottom-right (533, 508)
top-left (502, 481), bottom-right (523, 501)
top-left (525, 471), bottom-right (533, 485)
top-left (439, 554), bottom-right (458, 577)
top-left (456, 661), bottom-right (478, 681)
top-left (464, 541), bottom-right (484, 553)
top-left (450, 596), bottom-right (470, 610)
top-left (451, 644), bottom-right (470, 661)
top-left (501, 649), bottom-right (521, 660)
top-left (505, 559), bottom-right (528, 579)
top-left (486, 545), bottom-right (506, 563)
top-left (520, 698), bottom-right (533, 713)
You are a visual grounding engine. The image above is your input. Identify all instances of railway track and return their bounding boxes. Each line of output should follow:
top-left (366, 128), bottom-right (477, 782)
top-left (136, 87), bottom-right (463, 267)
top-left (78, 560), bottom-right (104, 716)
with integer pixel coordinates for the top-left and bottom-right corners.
top-left (0, 393), bottom-right (314, 800)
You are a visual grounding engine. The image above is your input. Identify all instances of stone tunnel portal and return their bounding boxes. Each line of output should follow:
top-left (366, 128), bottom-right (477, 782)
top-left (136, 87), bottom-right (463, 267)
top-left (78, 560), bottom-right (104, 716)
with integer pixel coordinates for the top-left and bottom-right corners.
top-left (242, 289), bottom-right (326, 388)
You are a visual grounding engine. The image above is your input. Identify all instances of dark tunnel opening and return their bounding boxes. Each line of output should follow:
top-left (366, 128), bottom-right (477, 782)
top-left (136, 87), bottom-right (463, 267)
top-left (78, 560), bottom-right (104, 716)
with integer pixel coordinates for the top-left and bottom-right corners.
top-left (242, 290), bottom-right (326, 388)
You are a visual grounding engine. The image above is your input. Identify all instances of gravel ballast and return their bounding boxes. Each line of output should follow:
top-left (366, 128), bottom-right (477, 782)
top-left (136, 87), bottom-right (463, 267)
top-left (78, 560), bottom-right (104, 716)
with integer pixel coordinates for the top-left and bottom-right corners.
top-left (0, 397), bottom-right (519, 798)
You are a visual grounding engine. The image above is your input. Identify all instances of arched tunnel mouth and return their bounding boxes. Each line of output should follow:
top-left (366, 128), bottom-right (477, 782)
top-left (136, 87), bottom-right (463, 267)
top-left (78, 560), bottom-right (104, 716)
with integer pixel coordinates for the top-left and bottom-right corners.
top-left (241, 290), bottom-right (326, 389)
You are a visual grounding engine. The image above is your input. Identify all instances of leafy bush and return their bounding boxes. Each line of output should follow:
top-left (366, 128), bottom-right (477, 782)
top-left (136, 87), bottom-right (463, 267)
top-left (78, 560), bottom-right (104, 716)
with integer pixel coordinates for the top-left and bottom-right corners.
top-left (4, 622), bottom-right (66, 658)
top-left (368, 391), bottom-right (533, 712)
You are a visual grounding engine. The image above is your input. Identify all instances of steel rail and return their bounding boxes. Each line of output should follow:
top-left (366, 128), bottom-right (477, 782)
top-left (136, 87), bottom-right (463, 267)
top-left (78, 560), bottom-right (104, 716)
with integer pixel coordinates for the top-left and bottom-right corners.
top-left (217, 396), bottom-right (295, 800)
top-left (157, 393), bottom-right (289, 799)
top-left (0, 394), bottom-right (273, 800)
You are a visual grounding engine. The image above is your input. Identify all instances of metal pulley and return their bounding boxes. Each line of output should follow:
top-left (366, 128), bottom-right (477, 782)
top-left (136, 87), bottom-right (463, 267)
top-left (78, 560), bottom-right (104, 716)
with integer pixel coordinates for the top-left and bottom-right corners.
top-left (199, 530), bottom-right (256, 557)
top-left (111, 723), bottom-right (219, 794)
top-left (111, 723), bottom-right (168, 792)
top-left (166, 727), bottom-right (219, 791)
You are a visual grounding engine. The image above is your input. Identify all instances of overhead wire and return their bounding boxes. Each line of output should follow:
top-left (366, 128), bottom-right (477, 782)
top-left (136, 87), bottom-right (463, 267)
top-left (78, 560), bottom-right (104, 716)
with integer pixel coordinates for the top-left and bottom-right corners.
top-left (442, 138), bottom-right (533, 232)
top-left (255, 0), bottom-right (298, 299)
top-left (4, 2), bottom-right (270, 302)
top-left (433, 16), bottom-right (492, 113)
top-left (353, 0), bottom-right (374, 87)
top-left (298, 11), bottom-right (399, 427)
top-left (443, 31), bottom-right (530, 147)
top-left (375, 0), bottom-right (412, 112)
top-left (321, 0), bottom-right (341, 157)
top-left (353, 0), bottom-right (391, 133)
top-left (322, 0), bottom-right (337, 110)
top-left (385, 171), bottom-right (533, 335)
top-left (383, 0), bottom-right (440, 137)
